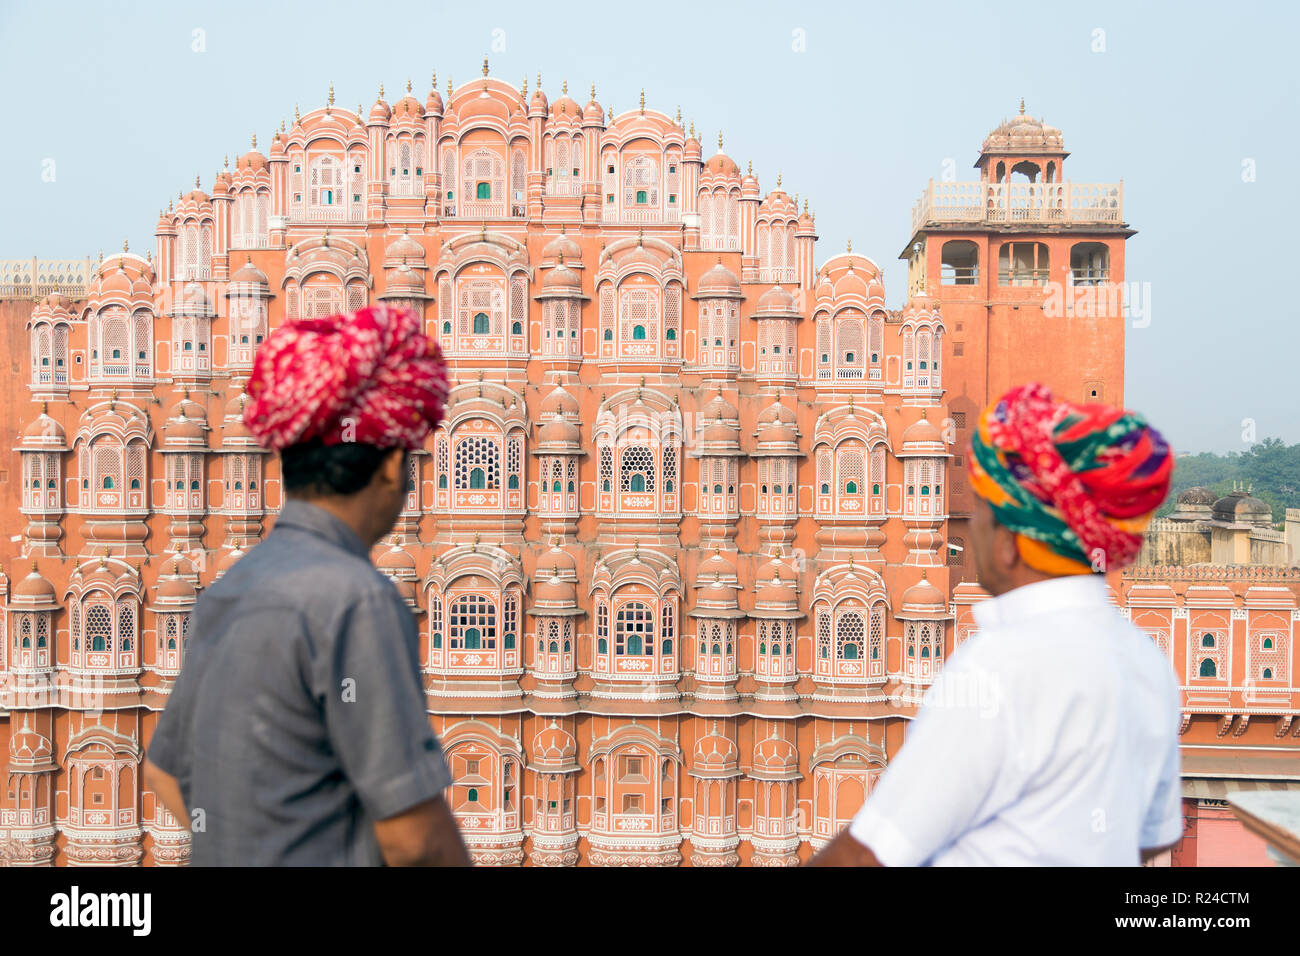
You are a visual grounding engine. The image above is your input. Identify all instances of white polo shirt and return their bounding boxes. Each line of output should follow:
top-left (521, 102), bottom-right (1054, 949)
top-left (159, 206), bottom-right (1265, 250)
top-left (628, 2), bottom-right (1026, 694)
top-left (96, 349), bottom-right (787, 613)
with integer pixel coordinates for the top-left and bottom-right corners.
top-left (849, 573), bottom-right (1183, 866)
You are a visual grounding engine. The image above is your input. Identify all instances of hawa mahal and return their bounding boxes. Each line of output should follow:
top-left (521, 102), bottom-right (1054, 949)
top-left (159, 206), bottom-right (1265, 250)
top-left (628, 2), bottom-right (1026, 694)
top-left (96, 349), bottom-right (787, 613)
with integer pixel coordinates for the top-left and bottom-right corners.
top-left (0, 67), bottom-right (1295, 866)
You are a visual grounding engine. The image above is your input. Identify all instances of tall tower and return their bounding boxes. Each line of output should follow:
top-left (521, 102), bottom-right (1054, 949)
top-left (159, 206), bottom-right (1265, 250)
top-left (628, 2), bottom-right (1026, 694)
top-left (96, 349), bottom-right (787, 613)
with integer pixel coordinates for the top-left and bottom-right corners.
top-left (901, 103), bottom-right (1133, 572)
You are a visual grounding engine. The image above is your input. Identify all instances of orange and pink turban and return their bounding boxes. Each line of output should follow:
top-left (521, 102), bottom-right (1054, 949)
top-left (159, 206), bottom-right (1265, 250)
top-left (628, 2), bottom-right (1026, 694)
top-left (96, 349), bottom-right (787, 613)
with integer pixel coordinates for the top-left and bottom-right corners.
top-left (968, 383), bottom-right (1173, 575)
top-left (243, 303), bottom-right (449, 452)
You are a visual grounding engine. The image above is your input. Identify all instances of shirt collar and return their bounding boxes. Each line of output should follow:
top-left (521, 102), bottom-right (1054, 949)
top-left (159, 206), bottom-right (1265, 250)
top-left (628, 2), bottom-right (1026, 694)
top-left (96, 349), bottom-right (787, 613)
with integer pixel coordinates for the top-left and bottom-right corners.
top-left (971, 573), bottom-right (1111, 631)
top-left (273, 499), bottom-right (371, 561)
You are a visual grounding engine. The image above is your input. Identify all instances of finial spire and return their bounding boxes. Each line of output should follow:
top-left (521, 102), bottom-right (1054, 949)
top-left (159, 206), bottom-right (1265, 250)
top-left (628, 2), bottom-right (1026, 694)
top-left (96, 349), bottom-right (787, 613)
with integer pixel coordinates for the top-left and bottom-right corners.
top-left (675, 105), bottom-right (681, 125)
top-left (483, 57), bottom-right (490, 77)
top-left (718, 130), bottom-right (723, 150)
top-left (406, 78), bottom-right (412, 93)
top-left (847, 238), bottom-right (852, 253)
top-left (327, 82), bottom-right (334, 108)
top-left (1019, 97), bottom-right (1025, 115)
top-left (590, 82), bottom-right (596, 100)
top-left (777, 171), bottom-right (782, 188)
top-left (639, 88), bottom-right (645, 113)
top-left (562, 79), bottom-right (567, 95)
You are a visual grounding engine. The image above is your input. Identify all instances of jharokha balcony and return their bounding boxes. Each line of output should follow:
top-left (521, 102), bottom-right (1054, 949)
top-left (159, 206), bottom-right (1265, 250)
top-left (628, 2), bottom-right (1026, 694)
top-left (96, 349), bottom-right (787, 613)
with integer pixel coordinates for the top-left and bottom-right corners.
top-left (910, 180), bottom-right (1124, 233)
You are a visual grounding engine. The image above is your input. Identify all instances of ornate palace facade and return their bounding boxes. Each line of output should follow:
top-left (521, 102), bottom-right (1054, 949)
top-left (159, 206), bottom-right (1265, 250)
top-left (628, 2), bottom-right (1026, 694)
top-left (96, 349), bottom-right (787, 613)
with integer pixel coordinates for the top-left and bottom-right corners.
top-left (0, 73), bottom-right (1294, 866)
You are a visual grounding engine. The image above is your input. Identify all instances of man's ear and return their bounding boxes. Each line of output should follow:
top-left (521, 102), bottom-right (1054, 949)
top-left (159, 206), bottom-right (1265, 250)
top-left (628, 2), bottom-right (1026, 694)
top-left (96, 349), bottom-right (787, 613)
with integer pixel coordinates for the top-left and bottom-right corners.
top-left (378, 447), bottom-right (406, 488)
top-left (994, 521), bottom-right (1021, 571)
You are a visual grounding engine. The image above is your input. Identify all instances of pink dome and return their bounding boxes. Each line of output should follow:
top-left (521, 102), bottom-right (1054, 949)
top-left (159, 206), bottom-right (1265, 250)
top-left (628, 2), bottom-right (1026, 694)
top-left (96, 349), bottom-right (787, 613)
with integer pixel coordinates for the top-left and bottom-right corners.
top-left (756, 284), bottom-right (796, 314)
top-left (696, 260), bottom-right (742, 297)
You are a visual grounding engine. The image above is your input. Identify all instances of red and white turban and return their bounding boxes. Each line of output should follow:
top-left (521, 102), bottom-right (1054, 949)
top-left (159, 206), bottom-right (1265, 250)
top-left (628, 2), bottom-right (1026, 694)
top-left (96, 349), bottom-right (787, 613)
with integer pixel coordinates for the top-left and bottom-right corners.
top-left (243, 303), bottom-right (449, 451)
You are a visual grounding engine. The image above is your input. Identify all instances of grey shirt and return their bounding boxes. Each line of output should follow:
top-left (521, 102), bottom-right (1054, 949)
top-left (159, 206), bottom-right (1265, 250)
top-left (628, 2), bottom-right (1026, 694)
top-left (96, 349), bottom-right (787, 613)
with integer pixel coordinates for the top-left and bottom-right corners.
top-left (148, 499), bottom-right (451, 866)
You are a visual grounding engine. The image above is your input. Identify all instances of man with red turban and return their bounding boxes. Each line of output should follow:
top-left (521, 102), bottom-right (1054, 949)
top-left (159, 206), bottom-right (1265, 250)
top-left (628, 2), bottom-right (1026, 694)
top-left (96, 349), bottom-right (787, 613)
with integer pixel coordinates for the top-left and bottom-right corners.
top-left (145, 303), bottom-right (468, 866)
top-left (813, 383), bottom-right (1182, 866)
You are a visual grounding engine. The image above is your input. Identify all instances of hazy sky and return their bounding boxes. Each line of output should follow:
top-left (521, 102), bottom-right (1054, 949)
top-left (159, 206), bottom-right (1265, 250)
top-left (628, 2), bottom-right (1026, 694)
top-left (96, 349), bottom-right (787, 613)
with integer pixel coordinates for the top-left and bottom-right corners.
top-left (2, 0), bottom-right (1295, 454)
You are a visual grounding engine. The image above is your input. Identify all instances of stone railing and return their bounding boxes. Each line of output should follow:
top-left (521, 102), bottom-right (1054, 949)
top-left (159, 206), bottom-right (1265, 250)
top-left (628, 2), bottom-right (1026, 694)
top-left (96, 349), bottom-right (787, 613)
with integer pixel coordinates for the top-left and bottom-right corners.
top-left (0, 257), bottom-right (94, 299)
top-left (1123, 564), bottom-right (1300, 581)
top-left (910, 180), bottom-right (1124, 233)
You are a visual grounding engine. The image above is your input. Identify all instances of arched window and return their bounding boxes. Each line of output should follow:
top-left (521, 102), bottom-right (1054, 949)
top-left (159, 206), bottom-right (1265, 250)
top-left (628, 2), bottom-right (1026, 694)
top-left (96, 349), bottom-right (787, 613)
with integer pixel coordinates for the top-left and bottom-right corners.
top-left (473, 312), bottom-right (489, 334)
top-left (450, 594), bottom-right (496, 650)
top-left (615, 602), bottom-right (653, 656)
top-left (1201, 633), bottom-right (1215, 648)
top-left (1263, 667), bottom-right (1274, 679)
top-left (476, 181), bottom-right (491, 200)
top-left (836, 610), bottom-right (865, 661)
top-left (632, 325), bottom-right (646, 340)
top-left (1199, 658), bottom-right (1216, 678)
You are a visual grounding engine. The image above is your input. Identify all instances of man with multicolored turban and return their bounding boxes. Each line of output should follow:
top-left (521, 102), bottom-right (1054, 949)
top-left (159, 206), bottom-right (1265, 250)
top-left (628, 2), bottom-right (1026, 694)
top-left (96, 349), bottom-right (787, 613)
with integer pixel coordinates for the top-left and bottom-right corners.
top-left (146, 303), bottom-right (469, 866)
top-left (813, 383), bottom-right (1182, 866)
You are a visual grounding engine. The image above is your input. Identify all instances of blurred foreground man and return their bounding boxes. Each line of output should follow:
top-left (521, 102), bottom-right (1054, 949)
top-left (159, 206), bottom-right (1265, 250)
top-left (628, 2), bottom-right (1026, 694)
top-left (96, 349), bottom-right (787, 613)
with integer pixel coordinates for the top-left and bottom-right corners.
top-left (145, 304), bottom-right (469, 866)
top-left (812, 383), bottom-right (1179, 866)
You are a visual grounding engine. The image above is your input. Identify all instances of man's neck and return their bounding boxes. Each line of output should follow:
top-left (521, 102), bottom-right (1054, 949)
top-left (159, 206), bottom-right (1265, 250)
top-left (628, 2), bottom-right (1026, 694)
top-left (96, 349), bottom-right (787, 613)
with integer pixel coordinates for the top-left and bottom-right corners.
top-left (287, 493), bottom-right (379, 548)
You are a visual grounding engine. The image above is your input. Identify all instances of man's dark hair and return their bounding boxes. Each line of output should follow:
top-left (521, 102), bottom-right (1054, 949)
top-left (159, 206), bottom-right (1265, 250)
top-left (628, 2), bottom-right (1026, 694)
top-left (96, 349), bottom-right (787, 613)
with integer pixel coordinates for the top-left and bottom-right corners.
top-left (280, 438), bottom-right (400, 497)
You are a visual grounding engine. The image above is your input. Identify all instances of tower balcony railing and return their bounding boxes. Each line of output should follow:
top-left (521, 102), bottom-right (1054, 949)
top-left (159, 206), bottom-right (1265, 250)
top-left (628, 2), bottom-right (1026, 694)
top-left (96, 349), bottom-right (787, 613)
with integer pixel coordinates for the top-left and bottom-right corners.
top-left (911, 180), bottom-right (1123, 233)
top-left (603, 207), bottom-right (682, 225)
top-left (756, 267), bottom-right (798, 283)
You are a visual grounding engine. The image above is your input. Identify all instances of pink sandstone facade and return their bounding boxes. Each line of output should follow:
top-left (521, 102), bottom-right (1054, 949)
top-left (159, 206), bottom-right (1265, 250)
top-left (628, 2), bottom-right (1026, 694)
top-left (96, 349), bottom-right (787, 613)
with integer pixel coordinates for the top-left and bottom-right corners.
top-left (0, 73), bottom-right (1294, 866)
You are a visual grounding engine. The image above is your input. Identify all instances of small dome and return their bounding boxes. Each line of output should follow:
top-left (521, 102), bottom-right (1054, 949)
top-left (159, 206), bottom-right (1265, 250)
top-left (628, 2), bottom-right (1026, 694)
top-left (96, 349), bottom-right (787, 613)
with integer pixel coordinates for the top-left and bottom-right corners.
top-left (701, 389), bottom-right (739, 424)
top-left (902, 416), bottom-right (944, 446)
top-left (901, 576), bottom-right (945, 610)
top-left (529, 87), bottom-right (549, 114)
top-left (532, 720), bottom-right (578, 767)
top-left (756, 399), bottom-right (799, 449)
top-left (376, 544), bottom-right (416, 574)
top-left (1211, 491), bottom-right (1272, 528)
top-left (697, 259), bottom-right (742, 297)
top-left (700, 420), bottom-right (737, 446)
top-left (707, 148), bottom-right (740, 178)
top-left (22, 412), bottom-right (65, 446)
top-left (1178, 486), bottom-right (1217, 506)
top-left (753, 733), bottom-right (799, 775)
top-left (583, 98), bottom-right (604, 124)
top-left (683, 131), bottom-right (702, 163)
top-left (369, 96), bottom-right (392, 123)
top-left (550, 92), bottom-right (581, 119)
top-left (216, 546), bottom-right (246, 574)
top-left (392, 94), bottom-right (423, 120)
top-left (755, 557), bottom-right (799, 607)
top-left (230, 256), bottom-right (269, 286)
top-left (13, 566), bottom-right (56, 603)
top-left (534, 568), bottom-right (577, 605)
top-left (698, 549), bottom-right (736, 582)
top-left (542, 227), bottom-right (582, 263)
top-left (35, 291), bottom-right (73, 314)
top-left (237, 148), bottom-right (267, 172)
top-left (537, 417), bottom-right (581, 447)
top-left (8, 722), bottom-right (53, 768)
top-left (693, 727), bottom-right (739, 772)
top-left (156, 571), bottom-right (197, 602)
top-left (385, 230), bottom-right (426, 263)
top-left (543, 262), bottom-right (582, 292)
top-left (982, 105), bottom-right (1065, 155)
top-left (539, 385), bottom-right (578, 419)
top-left (539, 541), bottom-right (577, 577)
top-left (755, 284), bottom-right (796, 314)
